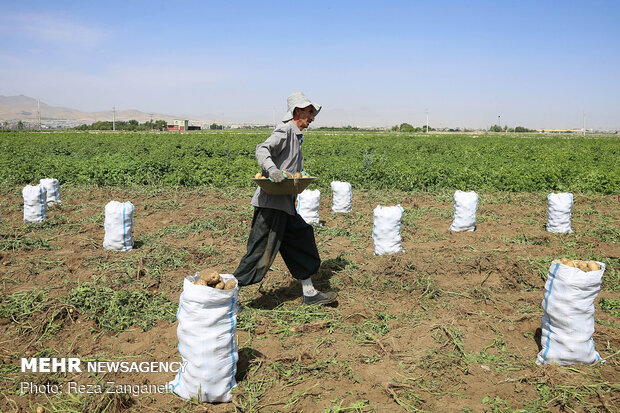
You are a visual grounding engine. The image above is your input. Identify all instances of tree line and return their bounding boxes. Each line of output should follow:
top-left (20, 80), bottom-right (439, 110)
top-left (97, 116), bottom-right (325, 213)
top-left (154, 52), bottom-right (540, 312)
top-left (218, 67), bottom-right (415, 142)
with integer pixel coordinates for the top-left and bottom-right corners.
top-left (74, 120), bottom-right (168, 131)
top-left (392, 123), bottom-right (536, 133)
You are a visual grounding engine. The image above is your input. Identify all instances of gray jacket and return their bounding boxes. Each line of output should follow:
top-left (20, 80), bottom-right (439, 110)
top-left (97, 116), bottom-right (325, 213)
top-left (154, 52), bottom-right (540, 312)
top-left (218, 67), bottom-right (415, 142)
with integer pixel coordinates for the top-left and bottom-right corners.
top-left (251, 121), bottom-right (304, 215)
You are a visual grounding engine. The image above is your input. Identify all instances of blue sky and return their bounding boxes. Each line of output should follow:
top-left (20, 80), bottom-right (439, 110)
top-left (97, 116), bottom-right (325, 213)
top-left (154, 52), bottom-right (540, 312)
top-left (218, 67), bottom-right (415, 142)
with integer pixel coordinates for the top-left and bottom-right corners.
top-left (1, 0), bottom-right (619, 129)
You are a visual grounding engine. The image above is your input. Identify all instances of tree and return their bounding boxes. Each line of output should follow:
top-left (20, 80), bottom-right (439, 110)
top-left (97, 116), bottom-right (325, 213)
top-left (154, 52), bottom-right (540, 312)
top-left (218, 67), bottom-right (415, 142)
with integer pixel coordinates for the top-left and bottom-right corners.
top-left (515, 126), bottom-right (533, 132)
top-left (489, 124), bottom-right (502, 132)
top-left (398, 123), bottom-right (414, 132)
top-left (210, 123), bottom-right (223, 130)
top-left (17, 120), bottom-right (24, 130)
top-left (127, 119), bottom-right (139, 131)
top-left (155, 120), bottom-right (167, 131)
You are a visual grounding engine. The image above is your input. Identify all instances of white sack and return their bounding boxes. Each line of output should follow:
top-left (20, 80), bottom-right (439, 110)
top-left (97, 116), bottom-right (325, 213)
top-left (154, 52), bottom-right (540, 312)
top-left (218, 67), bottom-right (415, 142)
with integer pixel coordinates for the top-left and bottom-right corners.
top-left (40, 178), bottom-right (61, 204)
top-left (547, 193), bottom-right (573, 233)
top-left (536, 261), bottom-right (605, 366)
top-left (449, 190), bottom-right (478, 232)
top-left (297, 189), bottom-right (321, 224)
top-left (23, 185), bottom-right (47, 223)
top-left (373, 205), bottom-right (404, 255)
top-left (103, 201), bottom-right (134, 251)
top-left (169, 274), bottom-right (239, 403)
top-left (331, 181), bottom-right (352, 213)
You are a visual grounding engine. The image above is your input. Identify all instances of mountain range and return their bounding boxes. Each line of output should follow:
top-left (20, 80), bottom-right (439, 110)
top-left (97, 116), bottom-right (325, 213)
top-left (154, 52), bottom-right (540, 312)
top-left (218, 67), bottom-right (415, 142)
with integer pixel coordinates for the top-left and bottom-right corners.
top-left (0, 95), bottom-right (178, 123)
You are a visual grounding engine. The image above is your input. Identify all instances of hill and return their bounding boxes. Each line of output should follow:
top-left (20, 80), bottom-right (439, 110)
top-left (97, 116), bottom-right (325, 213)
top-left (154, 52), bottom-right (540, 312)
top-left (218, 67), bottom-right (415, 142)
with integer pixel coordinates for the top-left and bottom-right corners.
top-left (0, 95), bottom-right (177, 123)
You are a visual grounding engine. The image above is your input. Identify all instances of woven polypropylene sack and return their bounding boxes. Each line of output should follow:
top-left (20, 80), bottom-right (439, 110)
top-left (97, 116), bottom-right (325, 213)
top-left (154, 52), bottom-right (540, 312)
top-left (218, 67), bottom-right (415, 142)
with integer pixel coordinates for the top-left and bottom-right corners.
top-left (331, 181), bottom-right (352, 213)
top-left (40, 178), bottom-right (61, 204)
top-left (103, 201), bottom-right (134, 251)
top-left (373, 205), bottom-right (404, 255)
top-left (297, 189), bottom-right (321, 224)
top-left (449, 190), bottom-right (478, 232)
top-left (169, 274), bottom-right (239, 402)
top-left (537, 261), bottom-right (605, 366)
top-left (547, 193), bottom-right (573, 233)
top-left (23, 185), bottom-right (47, 223)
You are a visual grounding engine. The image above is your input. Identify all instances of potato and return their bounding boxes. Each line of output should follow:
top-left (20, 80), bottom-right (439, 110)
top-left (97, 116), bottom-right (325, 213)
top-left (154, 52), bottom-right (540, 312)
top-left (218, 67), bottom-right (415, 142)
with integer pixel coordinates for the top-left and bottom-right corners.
top-left (282, 170), bottom-right (293, 178)
top-left (578, 261), bottom-right (589, 272)
top-left (194, 279), bottom-right (208, 286)
top-left (557, 258), bottom-right (600, 273)
top-left (224, 279), bottom-right (237, 290)
top-left (215, 281), bottom-right (225, 290)
top-left (198, 269), bottom-right (221, 286)
top-left (293, 172), bottom-right (302, 178)
top-left (254, 172), bottom-right (263, 179)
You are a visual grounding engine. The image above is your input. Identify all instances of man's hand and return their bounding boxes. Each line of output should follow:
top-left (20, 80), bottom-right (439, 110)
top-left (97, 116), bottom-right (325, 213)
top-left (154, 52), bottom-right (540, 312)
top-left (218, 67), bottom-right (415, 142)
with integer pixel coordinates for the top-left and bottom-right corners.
top-left (268, 167), bottom-right (285, 183)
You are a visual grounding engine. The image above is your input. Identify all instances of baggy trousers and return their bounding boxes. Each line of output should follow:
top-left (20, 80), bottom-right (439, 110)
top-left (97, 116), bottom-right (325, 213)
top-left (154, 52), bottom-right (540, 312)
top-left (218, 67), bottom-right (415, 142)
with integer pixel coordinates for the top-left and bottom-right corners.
top-left (233, 207), bottom-right (321, 286)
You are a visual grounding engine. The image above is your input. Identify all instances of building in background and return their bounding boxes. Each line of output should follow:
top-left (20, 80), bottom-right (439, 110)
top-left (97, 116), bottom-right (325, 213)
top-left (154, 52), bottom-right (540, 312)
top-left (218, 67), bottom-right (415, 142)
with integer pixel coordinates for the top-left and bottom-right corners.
top-left (167, 120), bottom-right (188, 131)
top-left (167, 119), bottom-right (201, 131)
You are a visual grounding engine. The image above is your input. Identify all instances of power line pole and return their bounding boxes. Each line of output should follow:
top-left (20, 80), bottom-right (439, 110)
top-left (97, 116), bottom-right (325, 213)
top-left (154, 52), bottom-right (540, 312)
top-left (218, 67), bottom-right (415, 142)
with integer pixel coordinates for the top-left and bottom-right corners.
top-left (37, 98), bottom-right (41, 131)
top-left (113, 107), bottom-right (116, 131)
top-left (426, 109), bottom-right (429, 133)
top-left (583, 112), bottom-right (586, 135)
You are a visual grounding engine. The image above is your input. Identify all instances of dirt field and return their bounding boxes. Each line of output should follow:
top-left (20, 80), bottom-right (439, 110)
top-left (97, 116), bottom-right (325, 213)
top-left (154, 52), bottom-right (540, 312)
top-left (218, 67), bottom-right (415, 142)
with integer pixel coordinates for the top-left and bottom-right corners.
top-left (0, 185), bottom-right (618, 412)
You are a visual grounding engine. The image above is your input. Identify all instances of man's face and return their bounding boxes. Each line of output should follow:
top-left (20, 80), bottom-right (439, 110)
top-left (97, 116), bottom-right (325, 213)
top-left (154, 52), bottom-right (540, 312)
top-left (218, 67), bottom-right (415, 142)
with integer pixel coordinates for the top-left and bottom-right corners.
top-left (295, 105), bottom-right (315, 130)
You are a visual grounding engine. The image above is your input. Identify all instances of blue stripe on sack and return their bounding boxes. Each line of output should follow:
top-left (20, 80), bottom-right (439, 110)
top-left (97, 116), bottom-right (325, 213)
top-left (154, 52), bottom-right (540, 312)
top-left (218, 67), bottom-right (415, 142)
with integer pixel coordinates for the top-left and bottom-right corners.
top-left (348, 183), bottom-right (352, 209)
top-left (122, 203), bottom-right (127, 250)
top-left (568, 193), bottom-right (573, 232)
top-left (228, 290), bottom-right (237, 391)
top-left (546, 193), bottom-right (552, 231)
top-left (591, 338), bottom-right (601, 361)
top-left (39, 186), bottom-right (45, 220)
top-left (128, 202), bottom-right (134, 248)
top-left (542, 262), bottom-right (560, 363)
top-left (172, 292), bottom-right (184, 393)
top-left (171, 370), bottom-right (181, 391)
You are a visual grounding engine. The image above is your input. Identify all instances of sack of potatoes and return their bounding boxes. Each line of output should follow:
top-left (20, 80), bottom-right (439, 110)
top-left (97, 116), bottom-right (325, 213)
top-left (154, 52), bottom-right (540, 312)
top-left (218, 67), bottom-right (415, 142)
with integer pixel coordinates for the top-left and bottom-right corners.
top-left (554, 258), bottom-right (601, 272)
top-left (194, 269), bottom-right (237, 290)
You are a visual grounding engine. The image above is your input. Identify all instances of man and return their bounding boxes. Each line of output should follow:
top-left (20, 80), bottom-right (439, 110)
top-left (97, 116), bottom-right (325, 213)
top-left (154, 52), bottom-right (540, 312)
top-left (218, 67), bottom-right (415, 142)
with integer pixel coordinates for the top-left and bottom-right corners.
top-left (233, 92), bottom-right (337, 306)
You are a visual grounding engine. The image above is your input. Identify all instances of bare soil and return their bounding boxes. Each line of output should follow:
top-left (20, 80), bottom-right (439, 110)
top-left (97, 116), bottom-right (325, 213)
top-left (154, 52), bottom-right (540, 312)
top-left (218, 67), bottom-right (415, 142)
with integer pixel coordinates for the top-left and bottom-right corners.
top-left (0, 185), bottom-right (618, 412)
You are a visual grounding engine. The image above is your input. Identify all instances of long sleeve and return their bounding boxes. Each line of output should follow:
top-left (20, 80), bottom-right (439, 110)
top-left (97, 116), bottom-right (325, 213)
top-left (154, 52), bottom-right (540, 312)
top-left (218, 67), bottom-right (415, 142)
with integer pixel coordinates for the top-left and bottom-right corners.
top-left (256, 128), bottom-right (287, 172)
top-left (250, 122), bottom-right (304, 215)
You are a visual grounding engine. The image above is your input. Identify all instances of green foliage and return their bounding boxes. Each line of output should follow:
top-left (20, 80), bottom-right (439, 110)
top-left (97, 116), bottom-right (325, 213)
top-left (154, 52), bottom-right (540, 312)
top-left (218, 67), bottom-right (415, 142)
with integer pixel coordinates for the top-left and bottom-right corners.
top-left (399, 123), bottom-right (421, 132)
top-left (0, 236), bottom-right (54, 251)
top-left (600, 297), bottom-right (620, 317)
top-left (75, 119), bottom-right (168, 131)
top-left (65, 283), bottom-right (176, 331)
top-left (0, 131), bottom-right (618, 193)
top-left (0, 289), bottom-right (47, 321)
top-left (515, 126), bottom-right (535, 132)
